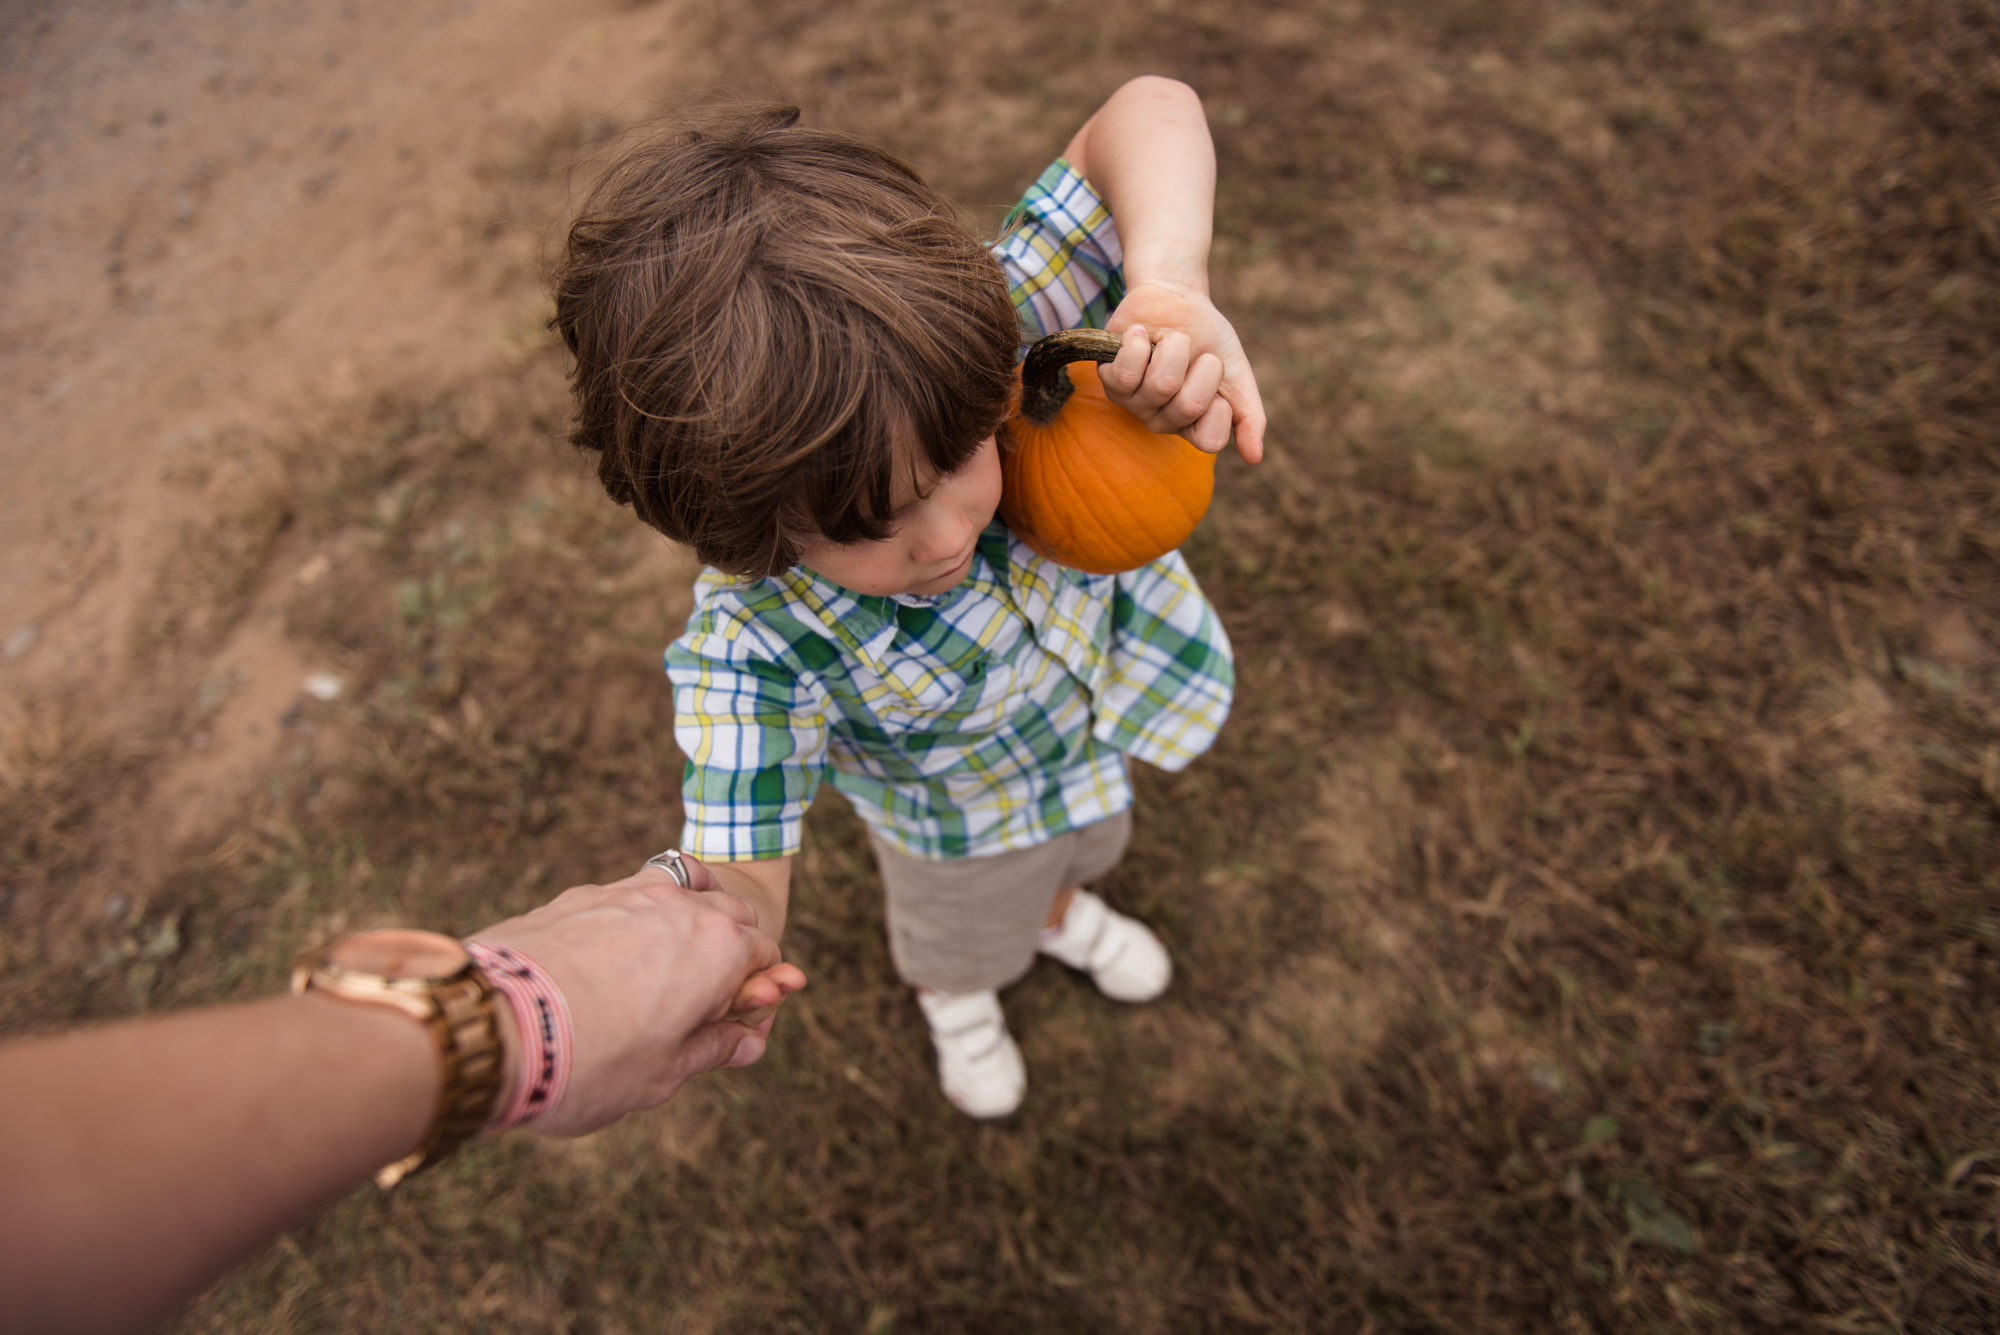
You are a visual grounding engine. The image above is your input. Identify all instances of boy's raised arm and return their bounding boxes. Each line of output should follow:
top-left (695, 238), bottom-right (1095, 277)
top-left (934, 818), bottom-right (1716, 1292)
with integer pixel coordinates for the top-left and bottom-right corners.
top-left (1064, 76), bottom-right (1267, 465)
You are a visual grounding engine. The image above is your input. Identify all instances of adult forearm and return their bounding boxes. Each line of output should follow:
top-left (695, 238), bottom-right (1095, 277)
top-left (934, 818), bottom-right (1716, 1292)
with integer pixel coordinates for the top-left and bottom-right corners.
top-left (1071, 76), bottom-right (1217, 293)
top-left (0, 996), bottom-right (437, 1334)
top-left (0, 869), bottom-right (801, 1332)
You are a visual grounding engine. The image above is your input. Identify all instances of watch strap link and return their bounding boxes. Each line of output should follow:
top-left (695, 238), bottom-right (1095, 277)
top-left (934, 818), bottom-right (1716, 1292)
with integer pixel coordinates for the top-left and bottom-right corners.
top-left (372, 968), bottom-right (504, 1188)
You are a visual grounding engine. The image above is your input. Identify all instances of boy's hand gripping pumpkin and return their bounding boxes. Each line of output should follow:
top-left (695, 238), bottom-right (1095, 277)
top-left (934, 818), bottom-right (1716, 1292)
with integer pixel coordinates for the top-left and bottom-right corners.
top-left (1101, 279), bottom-right (1267, 464)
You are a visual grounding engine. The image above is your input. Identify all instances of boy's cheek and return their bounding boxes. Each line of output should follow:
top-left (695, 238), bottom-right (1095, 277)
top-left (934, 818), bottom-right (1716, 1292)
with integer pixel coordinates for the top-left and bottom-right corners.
top-left (968, 443), bottom-right (1004, 525)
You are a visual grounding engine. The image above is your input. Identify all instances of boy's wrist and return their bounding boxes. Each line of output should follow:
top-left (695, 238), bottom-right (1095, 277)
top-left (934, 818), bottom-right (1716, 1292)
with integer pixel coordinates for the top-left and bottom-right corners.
top-left (697, 857), bottom-right (790, 942)
top-left (1119, 254), bottom-right (1210, 299)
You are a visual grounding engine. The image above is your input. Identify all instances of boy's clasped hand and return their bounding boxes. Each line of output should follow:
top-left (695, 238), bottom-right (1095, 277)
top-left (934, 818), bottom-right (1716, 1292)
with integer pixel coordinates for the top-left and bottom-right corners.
top-left (1099, 285), bottom-right (1267, 463)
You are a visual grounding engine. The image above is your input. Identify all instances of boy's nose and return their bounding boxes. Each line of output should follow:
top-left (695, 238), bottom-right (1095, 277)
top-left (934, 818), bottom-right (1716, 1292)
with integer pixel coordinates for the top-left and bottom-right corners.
top-left (918, 507), bottom-right (975, 563)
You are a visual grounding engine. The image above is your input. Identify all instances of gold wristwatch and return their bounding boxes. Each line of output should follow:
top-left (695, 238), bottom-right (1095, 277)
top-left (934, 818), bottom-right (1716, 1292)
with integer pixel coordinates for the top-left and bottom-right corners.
top-left (291, 929), bottom-right (505, 1188)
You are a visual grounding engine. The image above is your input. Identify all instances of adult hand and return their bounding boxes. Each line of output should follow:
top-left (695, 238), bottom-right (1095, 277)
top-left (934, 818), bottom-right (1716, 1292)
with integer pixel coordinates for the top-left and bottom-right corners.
top-left (473, 863), bottom-right (805, 1137)
top-left (1100, 279), bottom-right (1267, 464)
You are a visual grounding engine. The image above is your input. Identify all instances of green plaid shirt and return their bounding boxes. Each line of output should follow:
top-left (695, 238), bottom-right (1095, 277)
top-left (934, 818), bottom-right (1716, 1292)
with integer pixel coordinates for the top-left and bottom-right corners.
top-left (668, 160), bottom-right (1234, 861)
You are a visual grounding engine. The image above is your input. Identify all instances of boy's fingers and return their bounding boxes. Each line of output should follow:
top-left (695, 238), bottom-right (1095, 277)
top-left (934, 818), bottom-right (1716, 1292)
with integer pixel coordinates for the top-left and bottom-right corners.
top-left (1102, 324), bottom-right (1150, 396)
top-left (1136, 331), bottom-right (1192, 414)
top-left (728, 962), bottom-right (805, 1017)
top-left (1184, 395), bottom-right (1235, 454)
top-left (731, 976), bottom-right (780, 1013)
top-left (1225, 362), bottom-right (1269, 464)
top-left (762, 962), bottom-right (808, 993)
top-left (1165, 352), bottom-right (1224, 432)
top-left (729, 971), bottom-right (795, 1012)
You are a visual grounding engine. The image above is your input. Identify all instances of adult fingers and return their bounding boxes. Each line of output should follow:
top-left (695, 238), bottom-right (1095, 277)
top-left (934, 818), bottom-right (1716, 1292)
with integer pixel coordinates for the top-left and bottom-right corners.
top-left (620, 864), bottom-right (756, 935)
top-left (674, 1021), bottom-right (763, 1080)
top-left (724, 1003), bottom-right (779, 1030)
top-left (726, 1031), bottom-right (768, 1069)
top-left (630, 864), bottom-right (701, 899)
top-left (672, 850), bottom-right (719, 893)
top-left (738, 920), bottom-right (784, 973)
top-left (699, 887), bottom-right (761, 928)
top-left (719, 924), bottom-right (787, 1014)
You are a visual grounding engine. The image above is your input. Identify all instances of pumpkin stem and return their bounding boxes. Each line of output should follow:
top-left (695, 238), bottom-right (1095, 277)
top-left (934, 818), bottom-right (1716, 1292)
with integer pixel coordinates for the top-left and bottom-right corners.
top-left (1018, 328), bottom-right (1124, 425)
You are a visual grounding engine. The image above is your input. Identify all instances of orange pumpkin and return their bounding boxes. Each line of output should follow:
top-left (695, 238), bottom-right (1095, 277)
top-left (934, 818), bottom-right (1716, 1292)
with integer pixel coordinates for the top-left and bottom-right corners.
top-left (998, 328), bottom-right (1217, 575)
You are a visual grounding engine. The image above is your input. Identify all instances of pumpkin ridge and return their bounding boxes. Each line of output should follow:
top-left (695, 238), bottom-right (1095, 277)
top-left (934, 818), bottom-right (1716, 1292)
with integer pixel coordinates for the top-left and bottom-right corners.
top-left (1044, 427), bottom-right (1112, 570)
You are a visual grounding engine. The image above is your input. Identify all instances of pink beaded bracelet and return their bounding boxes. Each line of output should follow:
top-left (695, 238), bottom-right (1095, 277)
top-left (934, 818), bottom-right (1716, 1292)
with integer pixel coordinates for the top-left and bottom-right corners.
top-left (464, 939), bottom-right (573, 1131)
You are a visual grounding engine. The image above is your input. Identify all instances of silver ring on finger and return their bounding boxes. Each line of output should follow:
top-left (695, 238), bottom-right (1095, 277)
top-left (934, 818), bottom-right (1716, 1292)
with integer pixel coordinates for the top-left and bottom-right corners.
top-left (641, 848), bottom-right (692, 888)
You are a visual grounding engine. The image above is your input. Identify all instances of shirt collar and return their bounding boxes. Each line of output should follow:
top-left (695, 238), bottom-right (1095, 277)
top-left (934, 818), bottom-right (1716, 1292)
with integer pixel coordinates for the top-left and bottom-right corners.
top-left (777, 522), bottom-right (1022, 665)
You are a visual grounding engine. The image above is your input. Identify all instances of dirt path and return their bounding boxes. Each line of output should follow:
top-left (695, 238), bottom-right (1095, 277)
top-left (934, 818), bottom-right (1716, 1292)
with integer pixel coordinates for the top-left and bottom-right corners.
top-left (0, 0), bottom-right (689, 764)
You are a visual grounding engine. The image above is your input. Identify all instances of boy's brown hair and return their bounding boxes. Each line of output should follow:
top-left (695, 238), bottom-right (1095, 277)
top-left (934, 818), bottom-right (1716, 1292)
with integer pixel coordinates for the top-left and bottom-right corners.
top-left (550, 106), bottom-right (1020, 579)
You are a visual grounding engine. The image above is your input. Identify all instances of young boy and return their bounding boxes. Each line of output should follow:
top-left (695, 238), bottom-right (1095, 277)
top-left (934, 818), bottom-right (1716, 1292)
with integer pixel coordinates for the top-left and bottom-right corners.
top-left (552, 77), bottom-right (1266, 1118)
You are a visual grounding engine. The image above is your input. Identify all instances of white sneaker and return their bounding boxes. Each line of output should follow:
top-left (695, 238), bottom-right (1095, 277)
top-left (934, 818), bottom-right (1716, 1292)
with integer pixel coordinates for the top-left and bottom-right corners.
top-left (916, 988), bottom-right (1026, 1120)
top-left (1038, 890), bottom-right (1172, 1003)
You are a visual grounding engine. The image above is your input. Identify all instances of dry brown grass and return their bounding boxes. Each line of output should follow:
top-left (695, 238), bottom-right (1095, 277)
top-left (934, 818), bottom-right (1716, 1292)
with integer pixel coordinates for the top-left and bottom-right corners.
top-left (4, 0), bottom-right (1998, 1330)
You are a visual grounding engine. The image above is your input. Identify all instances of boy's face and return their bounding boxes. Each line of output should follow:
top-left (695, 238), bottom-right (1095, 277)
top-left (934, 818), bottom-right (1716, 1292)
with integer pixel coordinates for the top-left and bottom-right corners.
top-left (798, 435), bottom-right (1001, 597)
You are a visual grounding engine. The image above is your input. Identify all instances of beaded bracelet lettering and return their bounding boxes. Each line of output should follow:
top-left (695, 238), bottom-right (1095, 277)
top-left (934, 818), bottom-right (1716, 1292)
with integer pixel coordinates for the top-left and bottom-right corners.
top-left (464, 939), bottom-right (574, 1131)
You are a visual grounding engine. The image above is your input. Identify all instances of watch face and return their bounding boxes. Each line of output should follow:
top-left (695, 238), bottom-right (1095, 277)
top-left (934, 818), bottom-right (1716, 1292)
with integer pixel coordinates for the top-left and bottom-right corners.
top-left (325, 929), bottom-right (470, 981)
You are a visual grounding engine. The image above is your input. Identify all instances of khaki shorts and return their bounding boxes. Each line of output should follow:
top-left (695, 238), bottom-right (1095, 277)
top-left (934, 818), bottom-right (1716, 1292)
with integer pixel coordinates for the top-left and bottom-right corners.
top-left (870, 810), bottom-right (1134, 994)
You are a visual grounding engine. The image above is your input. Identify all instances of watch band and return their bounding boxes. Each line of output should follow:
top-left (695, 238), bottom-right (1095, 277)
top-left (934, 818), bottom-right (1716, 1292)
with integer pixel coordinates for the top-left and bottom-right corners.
top-left (464, 940), bottom-right (573, 1130)
top-left (291, 934), bottom-right (506, 1188)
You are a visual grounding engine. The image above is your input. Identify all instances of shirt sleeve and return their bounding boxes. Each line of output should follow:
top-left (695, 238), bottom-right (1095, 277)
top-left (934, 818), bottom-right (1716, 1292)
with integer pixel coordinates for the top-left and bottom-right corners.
top-left (1093, 552), bottom-right (1236, 771)
top-left (666, 602), bottom-right (829, 861)
top-left (994, 159), bottom-right (1126, 347)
